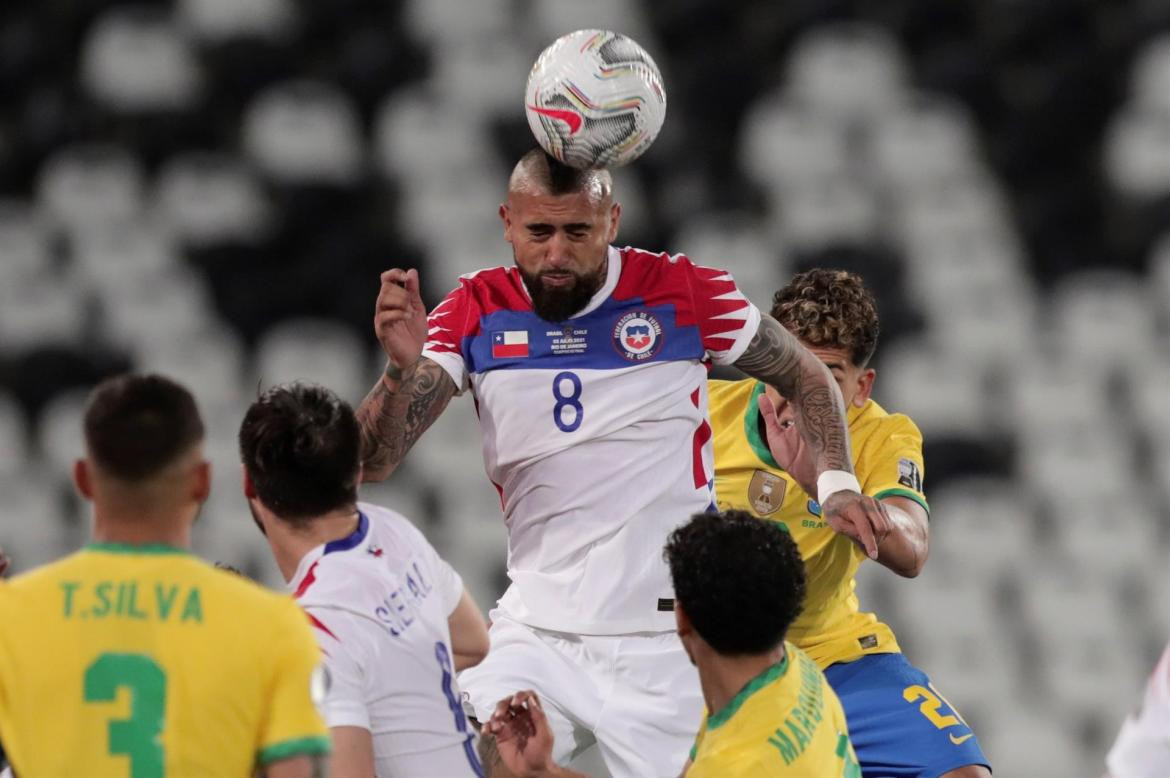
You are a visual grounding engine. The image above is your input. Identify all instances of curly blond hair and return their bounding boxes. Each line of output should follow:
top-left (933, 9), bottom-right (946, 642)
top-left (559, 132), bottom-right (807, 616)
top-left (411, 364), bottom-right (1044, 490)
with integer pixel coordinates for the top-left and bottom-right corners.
top-left (770, 269), bottom-right (879, 367)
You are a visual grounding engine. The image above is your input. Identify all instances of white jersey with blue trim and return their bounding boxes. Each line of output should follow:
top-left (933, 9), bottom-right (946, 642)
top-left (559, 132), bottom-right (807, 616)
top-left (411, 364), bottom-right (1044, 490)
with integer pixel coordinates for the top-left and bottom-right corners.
top-left (422, 246), bottom-right (762, 634)
top-left (289, 502), bottom-right (482, 778)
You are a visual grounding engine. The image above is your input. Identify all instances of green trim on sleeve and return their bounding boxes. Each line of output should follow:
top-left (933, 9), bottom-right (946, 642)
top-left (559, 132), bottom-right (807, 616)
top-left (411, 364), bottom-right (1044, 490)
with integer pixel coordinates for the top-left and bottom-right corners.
top-left (689, 742), bottom-right (698, 761)
top-left (872, 488), bottom-right (930, 515)
top-left (257, 734), bottom-right (332, 765)
top-left (743, 382), bottom-right (781, 470)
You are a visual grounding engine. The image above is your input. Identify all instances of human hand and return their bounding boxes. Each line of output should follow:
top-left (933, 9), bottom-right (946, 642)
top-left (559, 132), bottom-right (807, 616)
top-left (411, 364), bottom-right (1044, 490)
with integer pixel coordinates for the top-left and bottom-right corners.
top-left (822, 491), bottom-right (891, 560)
top-left (374, 268), bottom-right (428, 372)
top-left (484, 690), bottom-right (557, 778)
top-left (758, 392), bottom-right (817, 496)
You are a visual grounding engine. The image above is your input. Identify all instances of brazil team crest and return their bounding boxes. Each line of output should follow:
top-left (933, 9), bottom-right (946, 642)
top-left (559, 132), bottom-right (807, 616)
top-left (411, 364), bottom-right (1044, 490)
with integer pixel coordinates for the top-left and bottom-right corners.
top-left (613, 312), bottom-right (664, 361)
top-left (748, 470), bottom-right (786, 515)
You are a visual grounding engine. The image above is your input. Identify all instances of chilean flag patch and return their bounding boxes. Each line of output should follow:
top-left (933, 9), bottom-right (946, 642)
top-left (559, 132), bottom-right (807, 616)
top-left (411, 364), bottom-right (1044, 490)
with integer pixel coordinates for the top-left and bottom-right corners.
top-left (492, 330), bottom-right (529, 358)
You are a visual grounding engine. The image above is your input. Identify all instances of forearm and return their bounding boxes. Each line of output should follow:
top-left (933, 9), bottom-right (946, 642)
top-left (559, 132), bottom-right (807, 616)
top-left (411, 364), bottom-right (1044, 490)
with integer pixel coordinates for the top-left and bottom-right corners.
top-left (874, 500), bottom-right (929, 577)
top-left (735, 316), bottom-right (853, 475)
top-left (355, 358), bottom-right (454, 482)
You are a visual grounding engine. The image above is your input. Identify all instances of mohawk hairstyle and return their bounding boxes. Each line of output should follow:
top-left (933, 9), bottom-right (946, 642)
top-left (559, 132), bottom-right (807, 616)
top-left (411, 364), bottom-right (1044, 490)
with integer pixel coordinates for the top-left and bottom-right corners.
top-left (509, 149), bottom-right (612, 201)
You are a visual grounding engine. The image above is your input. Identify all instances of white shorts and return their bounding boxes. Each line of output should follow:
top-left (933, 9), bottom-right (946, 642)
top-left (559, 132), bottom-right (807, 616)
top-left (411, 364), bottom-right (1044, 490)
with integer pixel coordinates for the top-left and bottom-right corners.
top-left (458, 613), bottom-right (703, 778)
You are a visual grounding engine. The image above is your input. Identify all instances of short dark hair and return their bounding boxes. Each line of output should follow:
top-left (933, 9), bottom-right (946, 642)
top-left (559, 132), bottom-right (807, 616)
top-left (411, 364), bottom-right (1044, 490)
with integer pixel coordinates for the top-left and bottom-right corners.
top-left (510, 149), bottom-right (612, 200)
top-left (83, 374), bottom-right (205, 481)
top-left (770, 269), bottom-right (879, 367)
top-left (238, 382), bottom-right (361, 522)
top-left (664, 510), bottom-right (806, 656)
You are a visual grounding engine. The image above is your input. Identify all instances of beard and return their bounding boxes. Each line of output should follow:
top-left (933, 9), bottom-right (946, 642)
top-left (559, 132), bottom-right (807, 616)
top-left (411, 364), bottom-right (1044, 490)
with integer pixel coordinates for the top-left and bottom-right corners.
top-left (519, 265), bottom-right (606, 322)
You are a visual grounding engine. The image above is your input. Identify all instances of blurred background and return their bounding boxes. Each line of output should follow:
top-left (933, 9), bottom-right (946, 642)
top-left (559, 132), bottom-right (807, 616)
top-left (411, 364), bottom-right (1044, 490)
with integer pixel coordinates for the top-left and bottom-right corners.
top-left (0, 0), bottom-right (1166, 775)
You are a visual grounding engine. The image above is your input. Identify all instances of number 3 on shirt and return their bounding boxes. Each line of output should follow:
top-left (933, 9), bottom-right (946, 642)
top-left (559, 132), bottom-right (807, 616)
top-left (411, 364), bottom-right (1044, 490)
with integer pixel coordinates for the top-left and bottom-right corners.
top-left (552, 371), bottom-right (583, 432)
top-left (84, 652), bottom-right (167, 777)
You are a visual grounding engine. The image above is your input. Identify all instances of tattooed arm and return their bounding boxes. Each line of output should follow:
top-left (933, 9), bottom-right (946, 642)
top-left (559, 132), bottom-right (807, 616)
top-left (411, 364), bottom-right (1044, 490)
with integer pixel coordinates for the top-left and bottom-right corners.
top-left (734, 316), bottom-right (892, 560)
top-left (733, 314), bottom-right (853, 475)
top-left (356, 357), bottom-right (457, 482)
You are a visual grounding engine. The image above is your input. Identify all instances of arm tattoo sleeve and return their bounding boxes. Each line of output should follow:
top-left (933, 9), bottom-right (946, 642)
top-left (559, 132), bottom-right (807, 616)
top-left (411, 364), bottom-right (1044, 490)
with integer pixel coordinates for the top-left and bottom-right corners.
top-left (478, 733), bottom-right (505, 777)
top-left (355, 357), bottom-right (457, 481)
top-left (734, 315), bottom-right (853, 474)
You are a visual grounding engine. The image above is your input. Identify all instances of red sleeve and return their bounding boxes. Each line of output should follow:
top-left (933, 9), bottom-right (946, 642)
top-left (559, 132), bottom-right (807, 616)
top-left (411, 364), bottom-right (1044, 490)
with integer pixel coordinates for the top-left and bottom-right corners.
top-left (421, 282), bottom-right (477, 391)
top-left (678, 256), bottom-right (762, 365)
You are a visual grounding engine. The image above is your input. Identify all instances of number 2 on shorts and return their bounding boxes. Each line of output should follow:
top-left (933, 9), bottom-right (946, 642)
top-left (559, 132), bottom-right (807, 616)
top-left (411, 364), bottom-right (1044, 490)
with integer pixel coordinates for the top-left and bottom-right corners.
top-left (84, 652), bottom-right (167, 777)
top-left (902, 683), bottom-right (966, 730)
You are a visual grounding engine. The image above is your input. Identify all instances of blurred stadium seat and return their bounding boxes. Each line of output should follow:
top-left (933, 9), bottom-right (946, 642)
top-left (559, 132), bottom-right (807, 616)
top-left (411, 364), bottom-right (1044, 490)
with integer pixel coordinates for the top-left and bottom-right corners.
top-left (0, 4), bottom-right (1164, 775)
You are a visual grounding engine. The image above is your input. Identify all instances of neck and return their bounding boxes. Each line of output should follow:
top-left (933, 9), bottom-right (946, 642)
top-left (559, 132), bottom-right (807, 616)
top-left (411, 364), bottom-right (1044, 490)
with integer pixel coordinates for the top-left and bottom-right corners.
top-left (698, 643), bottom-right (786, 721)
top-left (268, 506), bottom-right (362, 583)
top-left (91, 508), bottom-right (192, 549)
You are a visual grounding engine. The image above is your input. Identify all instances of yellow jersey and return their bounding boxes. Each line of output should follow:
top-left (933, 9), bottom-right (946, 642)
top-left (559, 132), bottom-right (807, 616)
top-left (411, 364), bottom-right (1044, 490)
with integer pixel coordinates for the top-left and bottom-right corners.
top-left (688, 643), bottom-right (858, 777)
top-left (709, 379), bottom-right (929, 669)
top-left (0, 543), bottom-right (330, 777)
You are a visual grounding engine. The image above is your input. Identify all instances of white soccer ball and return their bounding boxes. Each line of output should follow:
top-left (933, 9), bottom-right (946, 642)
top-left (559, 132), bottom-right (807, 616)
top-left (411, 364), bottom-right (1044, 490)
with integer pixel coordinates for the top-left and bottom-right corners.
top-left (525, 29), bottom-right (667, 169)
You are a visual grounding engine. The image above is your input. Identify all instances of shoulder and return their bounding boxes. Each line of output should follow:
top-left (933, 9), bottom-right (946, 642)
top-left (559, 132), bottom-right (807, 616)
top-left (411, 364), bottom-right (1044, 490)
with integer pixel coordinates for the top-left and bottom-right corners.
top-left (359, 501), bottom-right (433, 552)
top-left (852, 400), bottom-right (923, 444)
top-left (444, 266), bottom-right (528, 309)
top-left (708, 378), bottom-right (755, 405)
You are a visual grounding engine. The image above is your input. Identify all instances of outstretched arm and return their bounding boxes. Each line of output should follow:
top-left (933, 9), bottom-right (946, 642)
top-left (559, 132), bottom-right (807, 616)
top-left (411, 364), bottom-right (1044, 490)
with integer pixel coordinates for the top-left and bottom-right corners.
top-left (733, 315), bottom-right (852, 475)
top-left (356, 358), bottom-right (456, 482)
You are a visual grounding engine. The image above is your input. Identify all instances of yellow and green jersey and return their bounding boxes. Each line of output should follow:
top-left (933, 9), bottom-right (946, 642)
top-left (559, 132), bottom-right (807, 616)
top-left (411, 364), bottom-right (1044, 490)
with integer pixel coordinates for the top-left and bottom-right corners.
top-left (0, 543), bottom-right (330, 776)
top-left (688, 643), bottom-right (858, 777)
top-left (709, 379), bottom-right (929, 669)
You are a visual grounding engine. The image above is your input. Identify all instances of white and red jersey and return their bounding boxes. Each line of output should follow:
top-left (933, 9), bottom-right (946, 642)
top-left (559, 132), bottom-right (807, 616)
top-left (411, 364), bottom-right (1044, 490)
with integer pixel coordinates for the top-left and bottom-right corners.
top-left (1107, 643), bottom-right (1170, 777)
top-left (422, 246), bottom-right (761, 634)
top-left (290, 502), bottom-right (481, 778)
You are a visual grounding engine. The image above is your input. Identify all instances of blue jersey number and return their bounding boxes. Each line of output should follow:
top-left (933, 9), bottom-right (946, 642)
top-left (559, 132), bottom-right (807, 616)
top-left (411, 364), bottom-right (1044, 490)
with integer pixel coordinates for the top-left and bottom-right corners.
top-left (552, 371), bottom-right (583, 432)
top-left (434, 642), bottom-right (483, 776)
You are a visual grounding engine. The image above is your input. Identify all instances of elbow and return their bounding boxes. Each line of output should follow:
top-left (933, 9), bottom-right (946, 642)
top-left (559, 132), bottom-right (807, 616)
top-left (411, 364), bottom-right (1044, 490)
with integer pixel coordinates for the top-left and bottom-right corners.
top-left (897, 537), bottom-right (929, 579)
top-left (360, 462), bottom-right (396, 483)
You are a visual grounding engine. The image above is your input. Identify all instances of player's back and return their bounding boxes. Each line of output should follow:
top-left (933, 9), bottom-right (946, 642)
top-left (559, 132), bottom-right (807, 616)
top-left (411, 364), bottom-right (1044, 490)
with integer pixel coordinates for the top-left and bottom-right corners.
top-left (0, 543), bottom-right (329, 777)
top-left (294, 503), bottom-right (481, 777)
top-left (688, 644), bottom-right (859, 778)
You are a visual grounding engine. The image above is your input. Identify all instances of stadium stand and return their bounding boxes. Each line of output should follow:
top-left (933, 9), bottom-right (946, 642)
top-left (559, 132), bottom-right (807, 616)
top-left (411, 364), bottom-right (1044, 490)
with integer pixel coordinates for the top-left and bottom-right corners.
top-left (0, 2), bottom-right (1164, 775)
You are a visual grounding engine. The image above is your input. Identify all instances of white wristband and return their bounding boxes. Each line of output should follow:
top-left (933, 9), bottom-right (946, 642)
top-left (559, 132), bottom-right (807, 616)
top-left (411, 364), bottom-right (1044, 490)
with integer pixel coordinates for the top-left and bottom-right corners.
top-left (817, 470), bottom-right (861, 505)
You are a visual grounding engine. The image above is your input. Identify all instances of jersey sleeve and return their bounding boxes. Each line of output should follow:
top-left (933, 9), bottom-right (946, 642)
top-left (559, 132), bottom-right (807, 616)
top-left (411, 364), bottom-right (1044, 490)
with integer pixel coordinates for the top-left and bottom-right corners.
top-left (420, 282), bottom-right (477, 393)
top-left (256, 599), bottom-right (332, 766)
top-left (680, 257), bottom-right (762, 366)
top-left (857, 414), bottom-right (929, 513)
top-left (304, 607), bottom-right (373, 730)
top-left (1107, 645), bottom-right (1170, 778)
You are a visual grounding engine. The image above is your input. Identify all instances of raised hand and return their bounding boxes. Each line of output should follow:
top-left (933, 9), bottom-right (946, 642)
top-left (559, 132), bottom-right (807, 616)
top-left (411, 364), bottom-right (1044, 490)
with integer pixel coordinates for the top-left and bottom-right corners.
top-left (758, 392), bottom-right (817, 497)
top-left (374, 268), bottom-right (428, 372)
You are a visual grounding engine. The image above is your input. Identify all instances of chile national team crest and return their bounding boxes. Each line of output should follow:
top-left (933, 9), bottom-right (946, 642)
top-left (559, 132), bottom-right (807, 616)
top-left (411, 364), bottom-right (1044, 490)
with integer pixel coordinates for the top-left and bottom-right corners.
top-left (613, 311), bottom-right (664, 361)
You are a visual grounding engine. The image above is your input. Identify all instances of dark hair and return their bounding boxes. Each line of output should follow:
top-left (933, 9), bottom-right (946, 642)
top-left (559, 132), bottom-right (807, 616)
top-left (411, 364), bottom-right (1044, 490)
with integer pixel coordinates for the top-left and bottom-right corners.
top-left (770, 269), bottom-right (879, 367)
top-left (664, 510), bottom-right (806, 656)
top-left (238, 382), bottom-right (361, 522)
top-left (83, 373), bottom-right (205, 481)
top-left (512, 149), bottom-right (612, 199)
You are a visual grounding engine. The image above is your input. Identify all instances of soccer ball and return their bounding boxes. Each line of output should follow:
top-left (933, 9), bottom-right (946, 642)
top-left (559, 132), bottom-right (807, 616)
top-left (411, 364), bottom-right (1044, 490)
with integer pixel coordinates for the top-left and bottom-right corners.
top-left (525, 29), bottom-right (667, 169)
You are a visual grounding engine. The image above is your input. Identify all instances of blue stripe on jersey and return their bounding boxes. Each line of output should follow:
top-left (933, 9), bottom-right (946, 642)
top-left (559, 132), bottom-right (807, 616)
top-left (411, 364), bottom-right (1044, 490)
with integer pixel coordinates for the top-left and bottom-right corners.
top-left (463, 297), bottom-right (704, 374)
top-left (323, 511), bottom-right (369, 554)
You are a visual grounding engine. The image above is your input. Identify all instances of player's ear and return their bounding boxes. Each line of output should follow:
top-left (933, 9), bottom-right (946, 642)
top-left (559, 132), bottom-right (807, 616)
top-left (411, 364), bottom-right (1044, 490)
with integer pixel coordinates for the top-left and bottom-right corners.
top-left (242, 465), bottom-right (257, 500)
top-left (73, 459), bottom-right (94, 501)
top-left (853, 368), bottom-right (876, 407)
top-left (191, 460), bottom-right (211, 504)
top-left (673, 601), bottom-right (692, 637)
top-left (607, 201), bottom-right (622, 242)
top-left (500, 203), bottom-right (513, 241)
